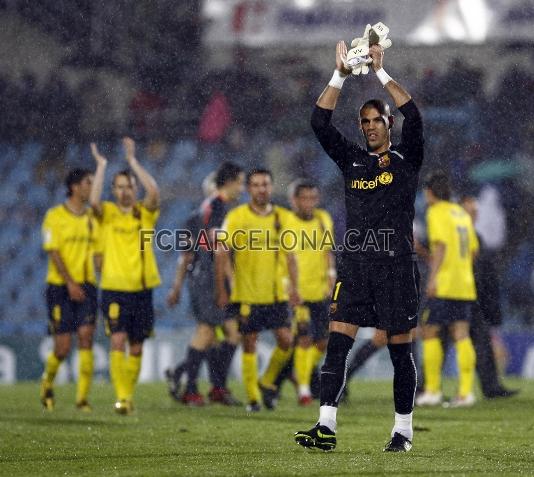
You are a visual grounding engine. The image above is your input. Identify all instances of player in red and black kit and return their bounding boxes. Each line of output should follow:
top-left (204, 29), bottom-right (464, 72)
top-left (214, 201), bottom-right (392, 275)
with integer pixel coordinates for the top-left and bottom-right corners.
top-left (295, 41), bottom-right (423, 452)
top-left (166, 162), bottom-right (245, 406)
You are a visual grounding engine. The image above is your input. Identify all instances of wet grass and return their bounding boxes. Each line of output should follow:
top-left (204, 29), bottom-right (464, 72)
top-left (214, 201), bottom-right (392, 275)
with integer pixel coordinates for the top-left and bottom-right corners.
top-left (0, 379), bottom-right (532, 476)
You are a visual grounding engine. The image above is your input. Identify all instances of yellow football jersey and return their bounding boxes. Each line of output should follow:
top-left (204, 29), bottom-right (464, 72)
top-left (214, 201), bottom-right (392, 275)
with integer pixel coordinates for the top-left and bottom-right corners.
top-left (98, 201), bottom-right (161, 292)
top-left (290, 209), bottom-right (335, 302)
top-left (42, 204), bottom-right (98, 285)
top-left (427, 201), bottom-right (479, 300)
top-left (222, 204), bottom-right (293, 304)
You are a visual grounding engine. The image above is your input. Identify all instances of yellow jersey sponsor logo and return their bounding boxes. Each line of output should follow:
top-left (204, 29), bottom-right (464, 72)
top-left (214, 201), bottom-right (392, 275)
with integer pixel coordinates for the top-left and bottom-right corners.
top-left (351, 172), bottom-right (393, 190)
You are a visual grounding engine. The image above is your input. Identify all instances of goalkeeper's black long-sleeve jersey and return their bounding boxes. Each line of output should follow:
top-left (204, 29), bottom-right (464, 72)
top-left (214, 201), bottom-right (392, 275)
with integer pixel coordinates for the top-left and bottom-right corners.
top-left (311, 99), bottom-right (424, 262)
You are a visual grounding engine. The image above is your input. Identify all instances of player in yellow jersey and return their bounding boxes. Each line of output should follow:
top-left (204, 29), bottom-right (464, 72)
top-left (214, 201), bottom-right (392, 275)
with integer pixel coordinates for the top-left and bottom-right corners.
top-left (215, 169), bottom-right (300, 412)
top-left (90, 138), bottom-right (161, 415)
top-left (417, 173), bottom-right (478, 407)
top-left (41, 168), bottom-right (99, 412)
top-left (288, 179), bottom-right (336, 406)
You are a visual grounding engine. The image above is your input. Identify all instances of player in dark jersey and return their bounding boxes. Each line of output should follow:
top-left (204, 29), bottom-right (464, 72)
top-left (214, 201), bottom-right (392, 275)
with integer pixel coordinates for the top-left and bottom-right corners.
top-left (295, 41), bottom-right (423, 452)
top-left (166, 162), bottom-right (245, 406)
top-left (460, 195), bottom-right (518, 399)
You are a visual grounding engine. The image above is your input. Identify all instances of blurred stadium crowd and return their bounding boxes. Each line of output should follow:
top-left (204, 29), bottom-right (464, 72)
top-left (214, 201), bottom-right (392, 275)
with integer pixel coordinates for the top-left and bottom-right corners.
top-left (1, 0), bottom-right (534, 337)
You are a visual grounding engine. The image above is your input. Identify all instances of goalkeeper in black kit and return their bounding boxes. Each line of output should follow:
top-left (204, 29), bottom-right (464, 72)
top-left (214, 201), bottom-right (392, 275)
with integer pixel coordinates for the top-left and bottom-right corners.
top-left (295, 30), bottom-right (424, 453)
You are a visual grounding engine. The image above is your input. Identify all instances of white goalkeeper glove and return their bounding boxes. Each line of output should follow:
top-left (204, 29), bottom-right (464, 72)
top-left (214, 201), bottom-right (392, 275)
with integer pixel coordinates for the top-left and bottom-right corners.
top-left (346, 22), bottom-right (393, 76)
top-left (345, 36), bottom-right (372, 76)
top-left (370, 22), bottom-right (393, 50)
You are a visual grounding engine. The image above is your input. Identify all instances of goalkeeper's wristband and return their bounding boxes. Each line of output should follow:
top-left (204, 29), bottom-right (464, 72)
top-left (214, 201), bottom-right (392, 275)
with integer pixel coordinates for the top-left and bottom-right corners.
top-left (328, 70), bottom-right (348, 90)
top-left (375, 68), bottom-right (392, 87)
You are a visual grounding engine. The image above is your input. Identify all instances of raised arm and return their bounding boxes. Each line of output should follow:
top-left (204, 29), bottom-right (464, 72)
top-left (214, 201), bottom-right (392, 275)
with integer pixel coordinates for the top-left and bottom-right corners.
top-left (89, 143), bottom-right (107, 218)
top-left (369, 45), bottom-right (423, 164)
top-left (369, 45), bottom-right (411, 108)
top-left (311, 41), bottom-right (359, 169)
top-left (123, 137), bottom-right (160, 212)
top-left (316, 41), bottom-right (351, 111)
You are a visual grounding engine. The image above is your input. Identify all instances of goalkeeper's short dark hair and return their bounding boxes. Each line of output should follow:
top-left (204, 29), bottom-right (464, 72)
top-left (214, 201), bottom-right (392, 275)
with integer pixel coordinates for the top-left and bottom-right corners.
top-left (215, 162), bottom-right (244, 188)
top-left (65, 168), bottom-right (92, 197)
top-left (423, 172), bottom-right (451, 201)
top-left (359, 98), bottom-right (392, 119)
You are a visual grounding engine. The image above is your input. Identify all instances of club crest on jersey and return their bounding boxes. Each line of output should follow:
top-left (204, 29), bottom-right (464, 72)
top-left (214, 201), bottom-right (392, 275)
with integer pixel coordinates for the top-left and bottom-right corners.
top-left (378, 153), bottom-right (390, 168)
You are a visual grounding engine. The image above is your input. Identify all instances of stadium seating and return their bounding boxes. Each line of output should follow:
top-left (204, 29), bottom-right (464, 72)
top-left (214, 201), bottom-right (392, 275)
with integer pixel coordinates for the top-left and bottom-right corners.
top-left (0, 141), bottom-right (201, 334)
top-left (1, 133), bottom-right (533, 335)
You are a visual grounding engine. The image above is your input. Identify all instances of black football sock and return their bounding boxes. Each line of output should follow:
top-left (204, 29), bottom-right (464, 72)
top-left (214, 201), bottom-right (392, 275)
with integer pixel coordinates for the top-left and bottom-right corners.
top-left (320, 332), bottom-right (354, 407)
top-left (388, 343), bottom-right (417, 414)
top-left (218, 342), bottom-right (237, 388)
top-left (206, 346), bottom-right (223, 388)
top-left (346, 340), bottom-right (379, 379)
top-left (172, 362), bottom-right (185, 382)
top-left (184, 347), bottom-right (206, 394)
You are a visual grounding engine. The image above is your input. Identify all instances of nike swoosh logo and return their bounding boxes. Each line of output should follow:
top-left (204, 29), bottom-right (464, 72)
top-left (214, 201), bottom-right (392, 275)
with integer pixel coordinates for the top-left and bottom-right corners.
top-left (408, 315), bottom-right (417, 321)
top-left (317, 431), bottom-right (335, 439)
top-left (353, 162), bottom-right (364, 167)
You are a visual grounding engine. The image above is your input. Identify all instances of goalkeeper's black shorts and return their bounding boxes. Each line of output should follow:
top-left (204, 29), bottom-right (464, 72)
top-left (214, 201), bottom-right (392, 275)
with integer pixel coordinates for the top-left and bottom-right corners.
top-left (328, 259), bottom-right (420, 335)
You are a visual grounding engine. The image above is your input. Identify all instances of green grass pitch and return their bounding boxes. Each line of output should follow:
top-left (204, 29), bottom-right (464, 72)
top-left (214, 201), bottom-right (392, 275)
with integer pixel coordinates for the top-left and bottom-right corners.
top-left (0, 379), bottom-right (533, 476)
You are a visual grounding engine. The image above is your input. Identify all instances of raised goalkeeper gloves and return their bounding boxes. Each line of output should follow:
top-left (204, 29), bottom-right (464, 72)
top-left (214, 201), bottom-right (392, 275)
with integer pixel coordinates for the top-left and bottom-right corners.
top-left (370, 22), bottom-right (393, 50)
top-left (345, 36), bottom-right (372, 76)
top-left (345, 22), bottom-right (393, 76)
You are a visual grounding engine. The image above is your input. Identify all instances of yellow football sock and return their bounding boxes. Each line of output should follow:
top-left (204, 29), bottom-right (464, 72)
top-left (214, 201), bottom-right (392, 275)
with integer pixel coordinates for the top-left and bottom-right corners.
top-left (242, 352), bottom-right (260, 403)
top-left (310, 346), bottom-right (324, 370)
top-left (456, 337), bottom-right (476, 398)
top-left (423, 338), bottom-right (443, 393)
top-left (294, 346), bottom-right (312, 387)
top-left (260, 346), bottom-right (293, 388)
top-left (76, 349), bottom-right (94, 403)
top-left (42, 353), bottom-right (62, 388)
top-left (110, 350), bottom-right (128, 401)
top-left (125, 354), bottom-right (142, 400)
